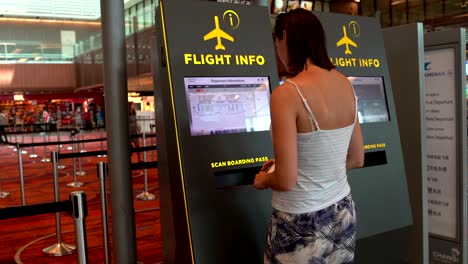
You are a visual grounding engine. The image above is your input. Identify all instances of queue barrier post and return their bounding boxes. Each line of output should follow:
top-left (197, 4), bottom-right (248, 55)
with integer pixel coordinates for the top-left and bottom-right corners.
top-left (0, 172), bottom-right (10, 198)
top-left (76, 135), bottom-right (86, 176)
top-left (97, 128), bottom-right (106, 157)
top-left (57, 126), bottom-right (63, 149)
top-left (29, 125), bottom-right (38, 158)
top-left (40, 127), bottom-right (51, 163)
top-left (67, 133), bottom-right (84, 188)
top-left (70, 191), bottom-right (89, 264)
top-left (6, 126), bottom-right (14, 148)
top-left (97, 162), bottom-right (110, 264)
top-left (136, 133), bottom-right (155, 201)
top-left (79, 130), bottom-right (87, 153)
top-left (66, 130), bottom-right (73, 151)
top-left (12, 126), bottom-right (19, 150)
top-left (17, 142), bottom-right (26, 206)
top-left (150, 124), bottom-right (155, 161)
top-left (20, 124), bottom-right (27, 155)
top-left (43, 151), bottom-right (76, 256)
top-left (58, 129), bottom-right (74, 170)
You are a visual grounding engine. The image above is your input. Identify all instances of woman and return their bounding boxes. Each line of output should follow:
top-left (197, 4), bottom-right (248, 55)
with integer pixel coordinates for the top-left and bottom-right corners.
top-left (254, 9), bottom-right (364, 264)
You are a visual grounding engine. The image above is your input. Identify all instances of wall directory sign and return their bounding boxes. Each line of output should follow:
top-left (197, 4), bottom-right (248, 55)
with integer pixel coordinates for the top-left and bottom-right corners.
top-left (425, 28), bottom-right (466, 264)
top-left (424, 48), bottom-right (458, 240)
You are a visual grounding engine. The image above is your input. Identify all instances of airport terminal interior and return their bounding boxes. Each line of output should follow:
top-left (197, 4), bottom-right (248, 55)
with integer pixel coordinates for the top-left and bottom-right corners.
top-left (0, 0), bottom-right (467, 263)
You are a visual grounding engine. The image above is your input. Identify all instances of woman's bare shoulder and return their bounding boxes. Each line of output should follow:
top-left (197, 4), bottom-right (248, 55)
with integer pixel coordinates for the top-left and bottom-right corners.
top-left (272, 81), bottom-right (296, 98)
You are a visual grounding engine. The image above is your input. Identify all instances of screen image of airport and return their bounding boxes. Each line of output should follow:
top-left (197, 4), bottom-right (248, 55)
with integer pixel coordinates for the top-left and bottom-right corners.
top-left (184, 77), bottom-right (271, 136)
top-left (348, 76), bottom-right (390, 123)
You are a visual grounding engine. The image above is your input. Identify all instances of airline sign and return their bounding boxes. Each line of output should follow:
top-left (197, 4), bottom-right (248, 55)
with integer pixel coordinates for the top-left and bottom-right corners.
top-left (183, 10), bottom-right (266, 66)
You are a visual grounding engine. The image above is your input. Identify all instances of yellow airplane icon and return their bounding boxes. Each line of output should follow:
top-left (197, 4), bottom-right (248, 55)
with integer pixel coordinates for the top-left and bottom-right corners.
top-left (204, 16), bottom-right (234, 51)
top-left (336, 26), bottom-right (357, 55)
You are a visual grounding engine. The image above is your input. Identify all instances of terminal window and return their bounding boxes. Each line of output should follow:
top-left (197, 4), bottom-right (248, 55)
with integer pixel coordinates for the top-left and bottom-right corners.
top-left (347, 76), bottom-right (390, 123)
top-left (184, 77), bottom-right (271, 136)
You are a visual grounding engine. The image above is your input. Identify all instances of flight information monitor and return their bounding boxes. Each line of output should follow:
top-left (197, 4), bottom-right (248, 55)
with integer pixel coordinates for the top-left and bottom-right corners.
top-left (348, 76), bottom-right (390, 123)
top-left (184, 77), bottom-right (271, 136)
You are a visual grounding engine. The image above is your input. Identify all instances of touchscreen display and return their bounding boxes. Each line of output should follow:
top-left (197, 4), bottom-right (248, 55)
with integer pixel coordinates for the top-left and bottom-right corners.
top-left (184, 77), bottom-right (271, 136)
top-left (347, 76), bottom-right (390, 123)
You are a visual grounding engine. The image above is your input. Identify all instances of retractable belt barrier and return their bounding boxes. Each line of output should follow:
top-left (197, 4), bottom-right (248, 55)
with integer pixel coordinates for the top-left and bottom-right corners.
top-left (12, 137), bottom-right (106, 205)
top-left (0, 200), bottom-right (71, 220)
top-left (0, 191), bottom-right (89, 264)
top-left (9, 134), bottom-right (156, 205)
top-left (55, 146), bottom-right (156, 160)
top-left (0, 124), bottom-right (76, 136)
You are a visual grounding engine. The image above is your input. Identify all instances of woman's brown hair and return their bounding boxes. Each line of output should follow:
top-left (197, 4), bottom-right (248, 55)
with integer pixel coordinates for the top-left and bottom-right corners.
top-left (274, 9), bottom-right (335, 74)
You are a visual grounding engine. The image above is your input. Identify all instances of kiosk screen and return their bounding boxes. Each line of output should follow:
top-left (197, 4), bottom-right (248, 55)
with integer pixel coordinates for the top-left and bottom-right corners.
top-left (184, 77), bottom-right (271, 136)
top-left (348, 76), bottom-right (390, 123)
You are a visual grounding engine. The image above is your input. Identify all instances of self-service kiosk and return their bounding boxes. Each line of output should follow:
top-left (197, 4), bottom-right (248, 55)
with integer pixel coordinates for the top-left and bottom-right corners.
top-left (154, 2), bottom-right (413, 262)
top-left (313, 12), bottom-right (413, 262)
top-left (154, 2), bottom-right (278, 263)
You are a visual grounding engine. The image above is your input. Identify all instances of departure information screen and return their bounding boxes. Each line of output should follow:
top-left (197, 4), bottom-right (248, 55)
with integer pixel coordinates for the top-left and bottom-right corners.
top-left (347, 76), bottom-right (390, 123)
top-left (184, 77), bottom-right (271, 136)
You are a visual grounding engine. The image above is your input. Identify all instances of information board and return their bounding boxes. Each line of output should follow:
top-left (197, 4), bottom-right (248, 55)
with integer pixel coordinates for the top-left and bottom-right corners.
top-left (424, 48), bottom-right (457, 240)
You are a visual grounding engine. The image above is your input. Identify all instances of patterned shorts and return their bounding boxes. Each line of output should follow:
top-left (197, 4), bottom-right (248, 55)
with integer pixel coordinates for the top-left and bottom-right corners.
top-left (265, 193), bottom-right (356, 264)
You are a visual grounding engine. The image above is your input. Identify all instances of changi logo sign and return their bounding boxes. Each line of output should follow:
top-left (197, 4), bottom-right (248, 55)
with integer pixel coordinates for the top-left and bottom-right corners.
top-left (184, 10), bottom-right (266, 66)
top-left (425, 62), bottom-right (432, 71)
top-left (432, 248), bottom-right (460, 264)
top-left (424, 61), bottom-right (454, 78)
top-left (330, 21), bottom-right (381, 68)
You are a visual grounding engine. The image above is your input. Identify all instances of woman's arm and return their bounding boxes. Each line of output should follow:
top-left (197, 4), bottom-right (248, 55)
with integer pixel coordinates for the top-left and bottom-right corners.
top-left (255, 85), bottom-right (298, 191)
top-left (346, 119), bottom-right (364, 170)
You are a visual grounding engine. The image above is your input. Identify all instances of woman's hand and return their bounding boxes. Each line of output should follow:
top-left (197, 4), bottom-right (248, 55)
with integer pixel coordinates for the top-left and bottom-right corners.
top-left (254, 159), bottom-right (275, 190)
top-left (260, 159), bottom-right (275, 172)
top-left (254, 170), bottom-right (269, 190)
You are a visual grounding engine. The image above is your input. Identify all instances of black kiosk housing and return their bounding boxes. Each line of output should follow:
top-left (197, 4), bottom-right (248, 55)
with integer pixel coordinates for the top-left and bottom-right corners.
top-left (154, 2), bottom-right (279, 263)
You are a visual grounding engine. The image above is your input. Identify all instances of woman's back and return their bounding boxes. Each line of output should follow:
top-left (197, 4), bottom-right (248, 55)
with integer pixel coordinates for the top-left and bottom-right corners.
top-left (290, 67), bottom-right (356, 133)
top-left (271, 66), bottom-right (357, 214)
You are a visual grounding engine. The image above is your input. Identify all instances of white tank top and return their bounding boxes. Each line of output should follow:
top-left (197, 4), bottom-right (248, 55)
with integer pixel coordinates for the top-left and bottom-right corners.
top-left (272, 79), bottom-right (357, 214)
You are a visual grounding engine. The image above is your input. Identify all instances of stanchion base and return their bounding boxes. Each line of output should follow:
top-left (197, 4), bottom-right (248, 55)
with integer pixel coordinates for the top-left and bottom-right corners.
top-left (29, 154), bottom-right (38, 158)
top-left (136, 192), bottom-right (156, 201)
top-left (40, 158), bottom-right (51, 163)
top-left (76, 171), bottom-right (87, 176)
top-left (42, 242), bottom-right (76, 256)
top-left (57, 165), bottom-right (67, 169)
top-left (0, 192), bottom-right (10, 198)
top-left (67, 182), bottom-right (85, 188)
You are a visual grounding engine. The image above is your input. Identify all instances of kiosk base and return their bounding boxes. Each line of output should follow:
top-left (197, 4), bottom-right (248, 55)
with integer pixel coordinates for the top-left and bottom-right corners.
top-left (356, 226), bottom-right (411, 264)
